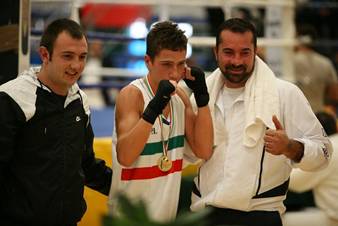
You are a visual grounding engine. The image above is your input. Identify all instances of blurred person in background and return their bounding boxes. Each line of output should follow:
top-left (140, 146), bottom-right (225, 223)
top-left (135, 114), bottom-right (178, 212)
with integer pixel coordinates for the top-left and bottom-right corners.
top-left (0, 18), bottom-right (112, 226)
top-left (108, 21), bottom-right (213, 222)
top-left (81, 39), bottom-right (108, 107)
top-left (324, 82), bottom-right (338, 129)
top-left (286, 111), bottom-right (338, 226)
top-left (294, 25), bottom-right (338, 113)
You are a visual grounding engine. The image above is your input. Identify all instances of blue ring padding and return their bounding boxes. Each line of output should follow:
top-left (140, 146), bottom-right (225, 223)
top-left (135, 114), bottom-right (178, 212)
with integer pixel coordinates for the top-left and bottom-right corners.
top-left (91, 107), bottom-right (114, 137)
top-left (31, 29), bottom-right (145, 42)
top-left (78, 81), bottom-right (131, 89)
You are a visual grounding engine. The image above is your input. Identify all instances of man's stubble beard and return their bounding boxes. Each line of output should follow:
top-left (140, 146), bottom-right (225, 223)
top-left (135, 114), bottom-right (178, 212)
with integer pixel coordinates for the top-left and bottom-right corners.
top-left (219, 58), bottom-right (255, 85)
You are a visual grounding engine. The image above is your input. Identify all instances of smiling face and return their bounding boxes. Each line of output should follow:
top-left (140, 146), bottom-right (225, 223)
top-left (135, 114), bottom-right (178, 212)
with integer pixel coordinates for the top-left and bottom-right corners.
top-left (214, 30), bottom-right (256, 88)
top-left (145, 48), bottom-right (187, 91)
top-left (38, 31), bottom-right (88, 95)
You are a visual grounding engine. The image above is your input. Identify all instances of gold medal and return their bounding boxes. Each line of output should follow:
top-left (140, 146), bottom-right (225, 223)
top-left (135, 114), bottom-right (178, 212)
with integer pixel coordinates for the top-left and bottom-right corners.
top-left (144, 77), bottom-right (174, 173)
top-left (158, 155), bottom-right (172, 172)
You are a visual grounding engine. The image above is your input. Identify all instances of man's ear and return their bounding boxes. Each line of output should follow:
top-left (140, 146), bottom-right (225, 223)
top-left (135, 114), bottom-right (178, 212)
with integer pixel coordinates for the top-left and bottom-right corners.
top-left (144, 54), bottom-right (151, 70)
top-left (213, 47), bottom-right (218, 61)
top-left (38, 46), bottom-right (50, 64)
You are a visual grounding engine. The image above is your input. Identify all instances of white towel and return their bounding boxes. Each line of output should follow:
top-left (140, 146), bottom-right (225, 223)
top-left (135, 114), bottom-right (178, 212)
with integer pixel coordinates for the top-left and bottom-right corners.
top-left (204, 56), bottom-right (280, 148)
top-left (243, 56), bottom-right (280, 147)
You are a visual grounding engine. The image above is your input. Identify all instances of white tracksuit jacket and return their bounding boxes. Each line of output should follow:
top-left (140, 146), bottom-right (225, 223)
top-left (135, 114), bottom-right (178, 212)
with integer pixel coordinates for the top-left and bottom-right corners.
top-left (190, 66), bottom-right (333, 215)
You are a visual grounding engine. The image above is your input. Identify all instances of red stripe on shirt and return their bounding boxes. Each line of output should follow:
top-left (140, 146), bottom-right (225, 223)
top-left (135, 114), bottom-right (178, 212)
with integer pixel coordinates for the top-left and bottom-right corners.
top-left (121, 159), bottom-right (183, 181)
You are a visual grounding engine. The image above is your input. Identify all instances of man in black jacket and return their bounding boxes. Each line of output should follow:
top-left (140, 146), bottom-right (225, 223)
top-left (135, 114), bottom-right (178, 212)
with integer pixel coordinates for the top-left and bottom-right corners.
top-left (0, 18), bottom-right (112, 226)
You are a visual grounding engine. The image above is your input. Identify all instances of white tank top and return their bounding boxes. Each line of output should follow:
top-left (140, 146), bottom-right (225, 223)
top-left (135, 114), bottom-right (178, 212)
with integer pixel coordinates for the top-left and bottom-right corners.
top-left (108, 77), bottom-right (186, 222)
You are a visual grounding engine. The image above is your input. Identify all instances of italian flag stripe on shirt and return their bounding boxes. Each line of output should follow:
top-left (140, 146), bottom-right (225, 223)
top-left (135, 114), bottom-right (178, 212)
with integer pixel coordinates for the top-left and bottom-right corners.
top-left (141, 135), bottom-right (184, 155)
top-left (121, 159), bottom-right (183, 180)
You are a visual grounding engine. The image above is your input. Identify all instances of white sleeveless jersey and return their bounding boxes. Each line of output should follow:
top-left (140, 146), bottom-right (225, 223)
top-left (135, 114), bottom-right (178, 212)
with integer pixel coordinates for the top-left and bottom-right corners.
top-left (108, 78), bottom-right (186, 222)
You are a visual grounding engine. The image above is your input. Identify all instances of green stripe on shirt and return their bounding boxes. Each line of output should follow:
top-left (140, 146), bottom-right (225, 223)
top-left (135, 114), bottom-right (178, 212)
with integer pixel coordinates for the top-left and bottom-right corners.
top-left (141, 135), bottom-right (185, 155)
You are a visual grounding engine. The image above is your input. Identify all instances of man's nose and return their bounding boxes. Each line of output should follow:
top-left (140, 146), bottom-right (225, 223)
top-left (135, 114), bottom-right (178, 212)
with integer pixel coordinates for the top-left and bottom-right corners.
top-left (70, 59), bottom-right (83, 71)
top-left (169, 65), bottom-right (182, 81)
top-left (231, 53), bottom-right (243, 66)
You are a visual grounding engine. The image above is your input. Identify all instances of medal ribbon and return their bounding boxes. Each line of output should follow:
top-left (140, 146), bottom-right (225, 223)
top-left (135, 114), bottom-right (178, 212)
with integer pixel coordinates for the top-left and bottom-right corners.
top-left (144, 76), bottom-right (174, 157)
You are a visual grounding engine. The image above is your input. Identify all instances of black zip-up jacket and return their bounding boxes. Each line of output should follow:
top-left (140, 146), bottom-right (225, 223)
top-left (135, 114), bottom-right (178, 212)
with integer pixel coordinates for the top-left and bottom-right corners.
top-left (0, 67), bottom-right (112, 226)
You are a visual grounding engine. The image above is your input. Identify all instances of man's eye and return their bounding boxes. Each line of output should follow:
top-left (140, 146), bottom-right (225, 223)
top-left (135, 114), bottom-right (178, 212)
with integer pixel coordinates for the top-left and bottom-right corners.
top-left (63, 55), bottom-right (72, 59)
top-left (223, 50), bottom-right (233, 55)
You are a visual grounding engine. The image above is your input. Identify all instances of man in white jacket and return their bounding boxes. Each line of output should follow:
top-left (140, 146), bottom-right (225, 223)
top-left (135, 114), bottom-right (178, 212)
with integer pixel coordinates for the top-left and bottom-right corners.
top-left (190, 18), bottom-right (332, 226)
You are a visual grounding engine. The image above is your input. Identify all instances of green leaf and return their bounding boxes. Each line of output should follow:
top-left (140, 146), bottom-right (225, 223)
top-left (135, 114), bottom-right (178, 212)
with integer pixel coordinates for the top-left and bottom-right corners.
top-left (103, 193), bottom-right (211, 226)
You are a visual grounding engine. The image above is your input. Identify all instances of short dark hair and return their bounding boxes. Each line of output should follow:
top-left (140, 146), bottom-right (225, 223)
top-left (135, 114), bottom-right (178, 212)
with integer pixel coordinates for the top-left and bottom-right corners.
top-left (315, 111), bottom-right (337, 136)
top-left (216, 18), bottom-right (257, 50)
top-left (40, 18), bottom-right (86, 58)
top-left (146, 21), bottom-right (187, 60)
top-left (296, 24), bottom-right (318, 49)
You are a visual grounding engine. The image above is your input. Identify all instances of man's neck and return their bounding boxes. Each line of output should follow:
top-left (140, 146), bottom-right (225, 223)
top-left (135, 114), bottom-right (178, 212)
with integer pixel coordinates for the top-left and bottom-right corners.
top-left (37, 70), bottom-right (68, 96)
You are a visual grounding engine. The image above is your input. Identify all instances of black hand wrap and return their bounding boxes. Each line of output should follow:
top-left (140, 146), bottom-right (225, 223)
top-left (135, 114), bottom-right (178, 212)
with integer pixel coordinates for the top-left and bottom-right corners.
top-left (184, 66), bottom-right (209, 107)
top-left (142, 80), bottom-right (175, 124)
